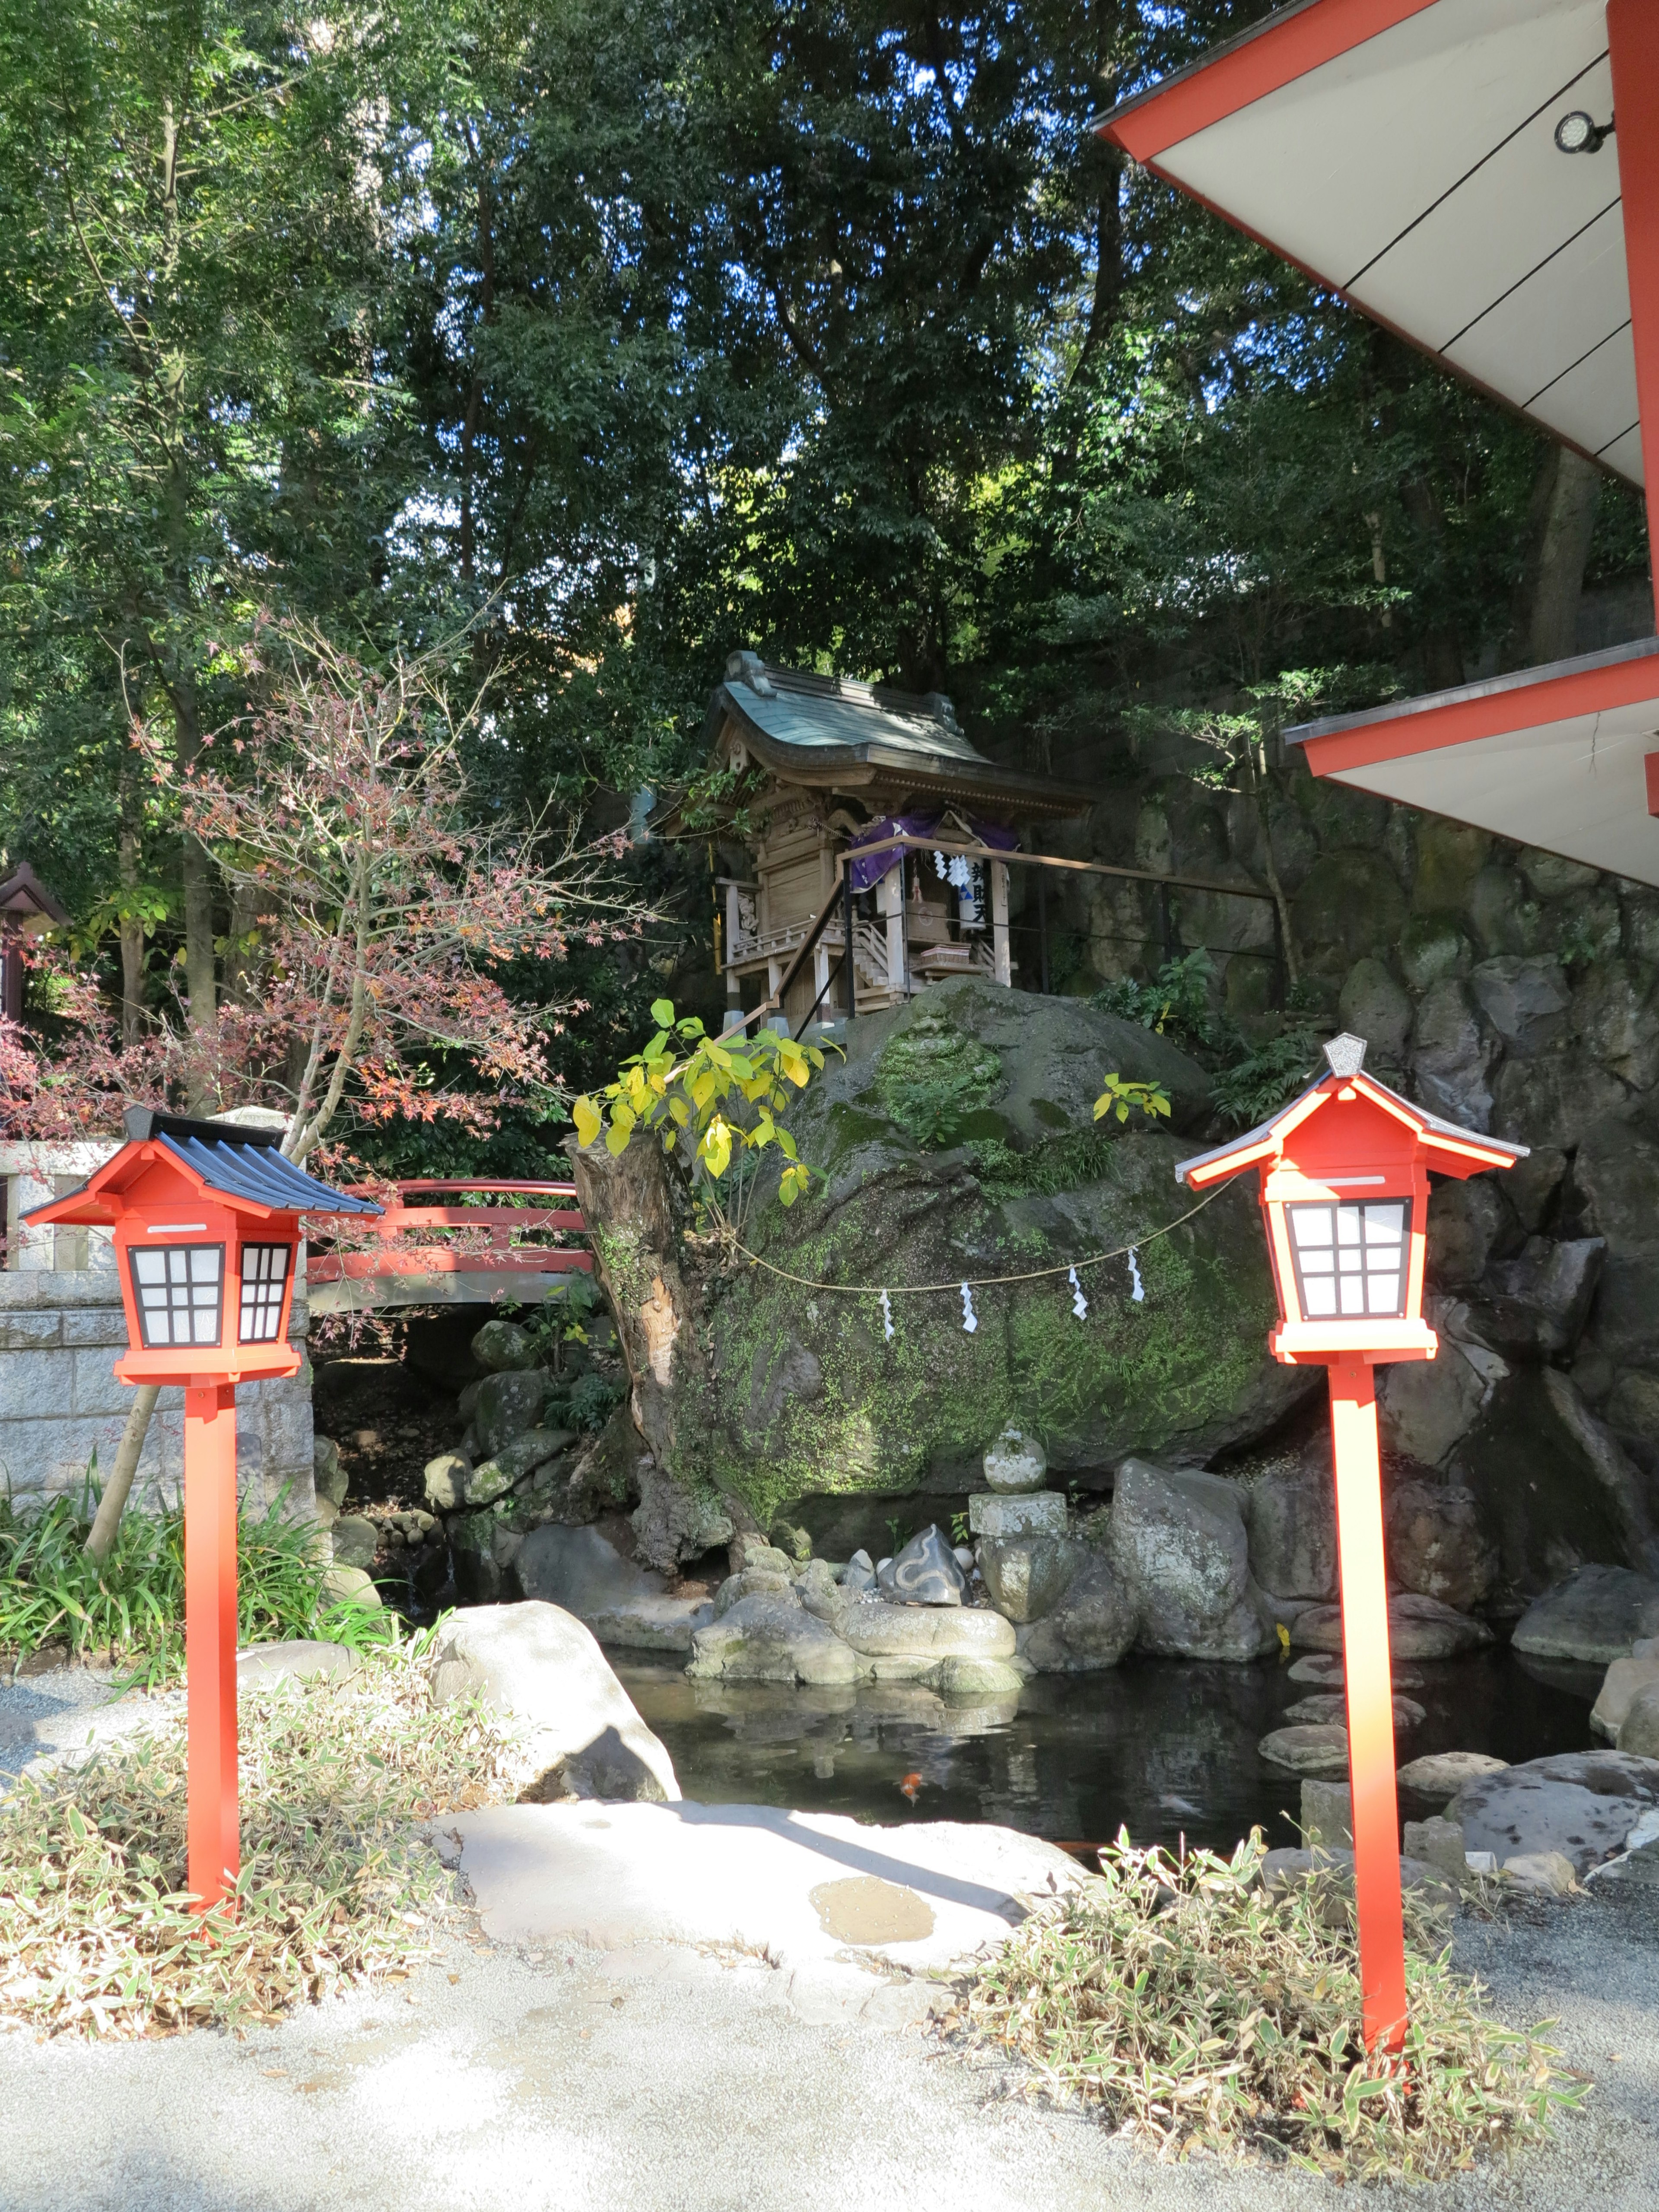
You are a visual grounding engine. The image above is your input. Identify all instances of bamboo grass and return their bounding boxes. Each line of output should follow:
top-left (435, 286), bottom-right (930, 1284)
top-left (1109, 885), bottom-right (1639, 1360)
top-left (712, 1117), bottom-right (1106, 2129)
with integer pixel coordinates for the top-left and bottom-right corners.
top-left (956, 1830), bottom-right (1586, 2182)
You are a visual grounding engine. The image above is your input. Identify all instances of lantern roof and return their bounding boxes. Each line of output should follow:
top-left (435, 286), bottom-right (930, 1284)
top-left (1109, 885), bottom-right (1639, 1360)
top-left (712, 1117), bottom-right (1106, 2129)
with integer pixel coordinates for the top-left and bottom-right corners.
top-left (1175, 1033), bottom-right (1528, 1189)
top-left (20, 1106), bottom-right (382, 1229)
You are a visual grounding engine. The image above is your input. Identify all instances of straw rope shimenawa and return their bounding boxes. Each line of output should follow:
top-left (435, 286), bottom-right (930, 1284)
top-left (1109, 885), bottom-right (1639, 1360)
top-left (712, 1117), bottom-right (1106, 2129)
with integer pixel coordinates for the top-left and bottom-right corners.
top-left (727, 1182), bottom-right (1227, 1297)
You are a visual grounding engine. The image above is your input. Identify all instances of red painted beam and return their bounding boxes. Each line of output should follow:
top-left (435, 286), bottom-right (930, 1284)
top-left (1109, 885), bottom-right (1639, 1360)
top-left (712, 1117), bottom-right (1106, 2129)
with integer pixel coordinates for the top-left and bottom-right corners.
top-left (1097, 0), bottom-right (1440, 164)
top-left (305, 1248), bottom-right (593, 1283)
top-left (1302, 651), bottom-right (1659, 778)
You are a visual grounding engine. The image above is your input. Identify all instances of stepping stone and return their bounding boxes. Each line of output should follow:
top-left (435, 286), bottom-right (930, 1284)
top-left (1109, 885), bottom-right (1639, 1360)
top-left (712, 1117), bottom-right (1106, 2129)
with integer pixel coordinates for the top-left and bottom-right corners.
top-left (1397, 1750), bottom-right (1508, 1798)
top-left (1282, 1691), bottom-right (1424, 1730)
top-left (1291, 1592), bottom-right (1492, 1659)
top-left (1259, 1723), bottom-right (1349, 1776)
top-left (1286, 1650), bottom-right (1423, 1688)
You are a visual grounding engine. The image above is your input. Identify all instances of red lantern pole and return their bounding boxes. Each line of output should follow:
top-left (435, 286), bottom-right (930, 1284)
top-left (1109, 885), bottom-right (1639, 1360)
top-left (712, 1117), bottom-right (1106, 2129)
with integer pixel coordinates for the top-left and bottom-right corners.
top-left (184, 1382), bottom-right (241, 1913)
top-left (1328, 1360), bottom-right (1406, 2054)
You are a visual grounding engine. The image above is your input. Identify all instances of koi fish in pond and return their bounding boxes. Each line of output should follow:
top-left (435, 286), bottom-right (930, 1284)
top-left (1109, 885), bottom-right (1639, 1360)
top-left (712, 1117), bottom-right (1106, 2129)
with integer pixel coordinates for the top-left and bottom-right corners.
top-left (899, 1772), bottom-right (923, 1804)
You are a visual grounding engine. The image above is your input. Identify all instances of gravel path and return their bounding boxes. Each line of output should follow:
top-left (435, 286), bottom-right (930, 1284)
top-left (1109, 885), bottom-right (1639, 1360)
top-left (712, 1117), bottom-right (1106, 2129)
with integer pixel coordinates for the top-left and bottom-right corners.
top-left (0, 1665), bottom-right (183, 1788)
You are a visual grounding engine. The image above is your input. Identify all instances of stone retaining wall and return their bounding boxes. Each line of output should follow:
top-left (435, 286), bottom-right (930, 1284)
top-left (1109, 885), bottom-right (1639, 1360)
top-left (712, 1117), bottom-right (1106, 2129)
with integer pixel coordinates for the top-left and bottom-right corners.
top-left (0, 1269), bottom-right (316, 1519)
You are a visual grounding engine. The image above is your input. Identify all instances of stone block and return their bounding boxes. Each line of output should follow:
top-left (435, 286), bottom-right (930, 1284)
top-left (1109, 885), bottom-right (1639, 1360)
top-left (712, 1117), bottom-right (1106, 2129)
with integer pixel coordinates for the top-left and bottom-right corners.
top-left (1300, 1778), bottom-right (1352, 1849)
top-left (969, 1490), bottom-right (1066, 1539)
top-left (1402, 1816), bottom-right (1468, 1883)
top-left (4, 1349), bottom-right (75, 1420)
top-left (0, 1309), bottom-right (60, 1352)
top-left (71, 1347), bottom-right (134, 1417)
top-left (1592, 1654), bottom-right (1659, 1741)
top-left (59, 1307), bottom-right (128, 1349)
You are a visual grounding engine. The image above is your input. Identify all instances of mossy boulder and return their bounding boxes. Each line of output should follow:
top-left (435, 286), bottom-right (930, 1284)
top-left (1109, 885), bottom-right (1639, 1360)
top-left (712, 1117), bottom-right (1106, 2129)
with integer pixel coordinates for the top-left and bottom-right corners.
top-left (668, 979), bottom-right (1312, 1532)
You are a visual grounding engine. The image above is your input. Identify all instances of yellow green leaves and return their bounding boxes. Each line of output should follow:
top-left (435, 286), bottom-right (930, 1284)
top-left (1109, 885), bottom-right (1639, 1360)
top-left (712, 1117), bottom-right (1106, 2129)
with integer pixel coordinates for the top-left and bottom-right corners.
top-left (569, 994), bottom-right (838, 1206)
top-left (572, 1095), bottom-right (603, 1148)
top-left (1093, 1072), bottom-right (1173, 1126)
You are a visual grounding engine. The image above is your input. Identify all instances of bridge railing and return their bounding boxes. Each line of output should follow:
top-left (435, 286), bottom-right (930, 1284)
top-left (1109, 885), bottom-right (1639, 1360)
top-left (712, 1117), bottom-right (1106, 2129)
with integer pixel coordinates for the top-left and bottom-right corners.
top-left (305, 1177), bottom-right (593, 1293)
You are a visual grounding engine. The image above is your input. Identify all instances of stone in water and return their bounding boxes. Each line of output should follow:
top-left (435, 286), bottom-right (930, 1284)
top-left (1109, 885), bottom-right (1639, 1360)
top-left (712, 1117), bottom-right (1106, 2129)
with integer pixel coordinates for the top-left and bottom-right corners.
top-left (1259, 1723), bottom-right (1349, 1776)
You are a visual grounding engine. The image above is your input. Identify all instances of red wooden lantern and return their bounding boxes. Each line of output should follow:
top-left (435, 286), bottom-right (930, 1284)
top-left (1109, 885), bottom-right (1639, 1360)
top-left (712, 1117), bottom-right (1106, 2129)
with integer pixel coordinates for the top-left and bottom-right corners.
top-left (1177, 1035), bottom-right (1526, 2053)
top-left (24, 1107), bottom-right (380, 1913)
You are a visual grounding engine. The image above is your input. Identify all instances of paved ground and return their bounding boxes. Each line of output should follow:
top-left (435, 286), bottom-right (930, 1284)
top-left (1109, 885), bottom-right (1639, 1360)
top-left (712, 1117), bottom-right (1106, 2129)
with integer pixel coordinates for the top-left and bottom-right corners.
top-left (0, 1850), bottom-right (1655, 2210)
top-left (5, 1665), bottom-right (1658, 2209)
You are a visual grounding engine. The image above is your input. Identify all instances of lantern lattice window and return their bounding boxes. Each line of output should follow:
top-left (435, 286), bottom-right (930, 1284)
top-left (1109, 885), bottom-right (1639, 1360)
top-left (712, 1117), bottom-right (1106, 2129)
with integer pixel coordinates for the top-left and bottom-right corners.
top-left (238, 1243), bottom-right (291, 1343)
top-left (1287, 1200), bottom-right (1409, 1320)
top-left (130, 1243), bottom-right (225, 1348)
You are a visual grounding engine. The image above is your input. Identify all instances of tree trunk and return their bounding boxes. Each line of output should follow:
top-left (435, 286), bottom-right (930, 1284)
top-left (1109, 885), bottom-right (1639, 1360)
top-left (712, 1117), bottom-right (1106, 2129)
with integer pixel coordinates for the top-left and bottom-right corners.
top-left (566, 1132), bottom-right (708, 1472)
top-left (117, 813), bottom-right (145, 1048)
top-left (83, 1384), bottom-right (162, 1565)
top-left (1525, 446), bottom-right (1601, 666)
top-left (172, 684), bottom-right (217, 1107)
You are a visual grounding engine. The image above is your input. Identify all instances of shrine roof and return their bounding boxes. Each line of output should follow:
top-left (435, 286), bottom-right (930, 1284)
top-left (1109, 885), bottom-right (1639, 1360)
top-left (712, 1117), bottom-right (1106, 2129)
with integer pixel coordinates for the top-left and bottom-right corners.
top-left (20, 1107), bottom-right (381, 1225)
top-left (704, 655), bottom-right (1093, 820)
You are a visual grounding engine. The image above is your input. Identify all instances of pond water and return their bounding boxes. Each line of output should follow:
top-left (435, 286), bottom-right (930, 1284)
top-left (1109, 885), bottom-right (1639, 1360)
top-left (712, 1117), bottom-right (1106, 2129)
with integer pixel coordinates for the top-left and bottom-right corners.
top-left (612, 1647), bottom-right (1605, 1856)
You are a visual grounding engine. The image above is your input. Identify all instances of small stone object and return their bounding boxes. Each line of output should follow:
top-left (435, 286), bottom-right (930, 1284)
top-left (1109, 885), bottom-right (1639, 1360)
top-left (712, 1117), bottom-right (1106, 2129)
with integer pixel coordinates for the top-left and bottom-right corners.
top-left (969, 1491), bottom-right (1067, 1540)
top-left (1503, 1851), bottom-right (1577, 1896)
top-left (1300, 1779), bottom-right (1352, 1848)
top-left (952, 1545), bottom-right (975, 1571)
top-left (842, 1550), bottom-right (877, 1595)
top-left (474, 1368), bottom-right (552, 1457)
top-left (769, 1521), bottom-right (813, 1563)
top-left (312, 1435), bottom-right (348, 1509)
top-left (1464, 1850), bottom-right (1498, 1876)
top-left (470, 1318), bottom-right (542, 1373)
top-left (1397, 1751), bottom-right (1508, 1797)
top-left (1402, 1816), bottom-right (1469, 1883)
top-left (1259, 1723), bottom-right (1349, 1776)
top-left (889, 1524), bottom-right (966, 1605)
top-left (729, 1533), bottom-right (794, 1575)
top-left (330, 1515), bottom-right (378, 1572)
top-left (321, 1564), bottom-right (382, 1611)
top-left (983, 1427), bottom-right (1047, 1494)
top-left (423, 1452), bottom-right (471, 1513)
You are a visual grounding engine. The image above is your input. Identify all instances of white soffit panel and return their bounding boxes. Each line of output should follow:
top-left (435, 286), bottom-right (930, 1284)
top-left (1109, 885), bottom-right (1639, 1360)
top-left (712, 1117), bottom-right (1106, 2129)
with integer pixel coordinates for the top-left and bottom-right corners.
top-left (1154, 0), bottom-right (1637, 482)
top-left (1329, 706), bottom-right (1659, 887)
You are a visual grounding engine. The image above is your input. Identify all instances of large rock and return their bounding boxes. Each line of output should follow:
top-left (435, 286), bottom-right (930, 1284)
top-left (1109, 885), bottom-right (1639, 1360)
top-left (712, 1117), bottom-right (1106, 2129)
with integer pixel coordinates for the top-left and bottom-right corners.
top-left (686, 1594), bottom-right (859, 1686)
top-left (978, 1535), bottom-right (1083, 1624)
top-left (1410, 978), bottom-right (1496, 1131)
top-left (1465, 1236), bottom-right (1605, 1359)
top-left (1291, 1591), bottom-right (1493, 1659)
top-left (1452, 1751), bottom-right (1659, 1876)
top-left (1243, 1463), bottom-right (1337, 1601)
top-left (330, 1515), bottom-right (378, 1572)
top-left (1110, 1459), bottom-right (1277, 1661)
top-left (1592, 1652), bottom-right (1659, 1741)
top-left (313, 1435), bottom-right (348, 1510)
top-left (471, 1319), bottom-right (543, 1373)
top-left (515, 1523), bottom-right (665, 1618)
top-left (465, 1427), bottom-right (575, 1507)
top-left (1378, 1340), bottom-right (1494, 1470)
top-left (430, 1601), bottom-right (679, 1802)
top-left (474, 1369), bottom-right (551, 1456)
top-left (647, 978), bottom-right (1312, 1536)
top-left (839, 1598), bottom-right (1016, 1664)
top-left (1397, 1751), bottom-right (1507, 1800)
top-left (1616, 1682), bottom-right (1659, 1758)
top-left (631, 1456), bottom-right (734, 1573)
top-left (1449, 1368), bottom-right (1659, 1601)
top-left (1512, 1565), bottom-right (1659, 1663)
top-left (1019, 1555), bottom-right (1138, 1672)
top-left (1384, 1480), bottom-right (1498, 1612)
top-left (586, 1595), bottom-right (714, 1653)
top-left (423, 1451), bottom-right (471, 1513)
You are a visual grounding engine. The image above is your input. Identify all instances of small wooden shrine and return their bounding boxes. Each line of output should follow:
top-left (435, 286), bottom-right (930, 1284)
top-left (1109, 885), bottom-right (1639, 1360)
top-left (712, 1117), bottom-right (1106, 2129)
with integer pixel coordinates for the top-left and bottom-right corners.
top-left (686, 655), bottom-right (1093, 1030)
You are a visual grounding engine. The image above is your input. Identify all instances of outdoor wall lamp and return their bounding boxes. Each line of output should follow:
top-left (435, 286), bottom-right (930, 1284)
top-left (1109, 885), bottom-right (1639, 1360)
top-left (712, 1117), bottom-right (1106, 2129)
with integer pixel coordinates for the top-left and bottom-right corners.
top-left (1554, 110), bottom-right (1614, 153)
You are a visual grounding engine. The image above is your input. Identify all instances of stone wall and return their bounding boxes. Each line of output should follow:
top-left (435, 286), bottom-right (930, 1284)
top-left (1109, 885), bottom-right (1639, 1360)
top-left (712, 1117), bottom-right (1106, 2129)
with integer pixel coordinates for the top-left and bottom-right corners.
top-left (1034, 735), bottom-right (1659, 1605)
top-left (0, 1268), bottom-right (316, 1518)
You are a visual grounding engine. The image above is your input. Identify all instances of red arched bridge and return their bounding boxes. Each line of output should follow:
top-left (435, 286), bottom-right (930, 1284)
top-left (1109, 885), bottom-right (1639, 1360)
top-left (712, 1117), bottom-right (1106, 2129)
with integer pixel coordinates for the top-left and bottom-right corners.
top-left (304, 1179), bottom-right (592, 1316)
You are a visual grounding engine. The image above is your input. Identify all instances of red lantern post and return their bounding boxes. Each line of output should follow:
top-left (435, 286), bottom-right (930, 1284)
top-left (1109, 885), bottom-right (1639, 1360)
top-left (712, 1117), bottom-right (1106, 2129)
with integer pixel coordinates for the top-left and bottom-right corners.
top-left (1176, 1035), bottom-right (1526, 2053)
top-left (24, 1108), bottom-right (380, 1912)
